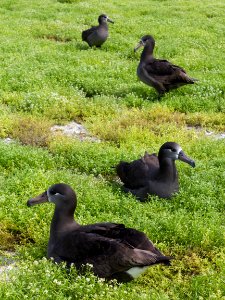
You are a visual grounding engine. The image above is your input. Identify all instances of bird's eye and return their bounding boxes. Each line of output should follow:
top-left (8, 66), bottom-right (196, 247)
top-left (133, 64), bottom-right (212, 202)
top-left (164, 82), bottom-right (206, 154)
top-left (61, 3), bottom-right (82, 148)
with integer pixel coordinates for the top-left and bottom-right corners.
top-left (50, 189), bottom-right (59, 195)
top-left (51, 191), bottom-right (61, 196)
top-left (171, 149), bottom-right (177, 152)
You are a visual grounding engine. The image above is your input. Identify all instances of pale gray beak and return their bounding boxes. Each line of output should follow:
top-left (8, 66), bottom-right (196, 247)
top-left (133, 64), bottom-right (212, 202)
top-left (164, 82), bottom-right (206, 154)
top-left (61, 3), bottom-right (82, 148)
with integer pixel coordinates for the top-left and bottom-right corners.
top-left (134, 40), bottom-right (144, 52)
top-left (178, 151), bottom-right (195, 168)
top-left (27, 191), bottom-right (48, 207)
top-left (107, 17), bottom-right (114, 24)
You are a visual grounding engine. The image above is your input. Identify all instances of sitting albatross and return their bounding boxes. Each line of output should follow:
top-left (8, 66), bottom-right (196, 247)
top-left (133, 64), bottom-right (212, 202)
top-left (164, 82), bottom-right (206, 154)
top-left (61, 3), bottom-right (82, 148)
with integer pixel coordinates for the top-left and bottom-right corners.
top-left (82, 14), bottom-right (114, 48)
top-left (116, 142), bottom-right (195, 201)
top-left (134, 35), bottom-right (198, 96)
top-left (27, 183), bottom-right (171, 282)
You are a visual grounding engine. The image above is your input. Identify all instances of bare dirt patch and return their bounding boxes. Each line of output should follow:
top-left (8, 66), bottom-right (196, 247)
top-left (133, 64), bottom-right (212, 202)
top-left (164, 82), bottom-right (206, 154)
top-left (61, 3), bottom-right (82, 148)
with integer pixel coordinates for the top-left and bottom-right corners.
top-left (51, 121), bottom-right (101, 142)
top-left (187, 126), bottom-right (225, 140)
top-left (41, 34), bottom-right (72, 43)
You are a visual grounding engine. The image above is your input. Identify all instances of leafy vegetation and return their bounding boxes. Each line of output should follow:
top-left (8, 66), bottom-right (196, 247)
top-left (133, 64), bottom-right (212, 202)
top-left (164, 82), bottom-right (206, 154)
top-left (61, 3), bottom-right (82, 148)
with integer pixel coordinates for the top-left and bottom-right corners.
top-left (0, 0), bottom-right (224, 299)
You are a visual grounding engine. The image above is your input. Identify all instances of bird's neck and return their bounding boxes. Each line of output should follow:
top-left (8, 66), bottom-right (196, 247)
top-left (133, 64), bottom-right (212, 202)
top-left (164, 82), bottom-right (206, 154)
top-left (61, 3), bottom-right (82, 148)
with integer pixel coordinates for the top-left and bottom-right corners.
top-left (50, 207), bottom-right (78, 237)
top-left (100, 21), bottom-right (108, 28)
top-left (158, 158), bottom-right (177, 182)
top-left (141, 45), bottom-right (154, 61)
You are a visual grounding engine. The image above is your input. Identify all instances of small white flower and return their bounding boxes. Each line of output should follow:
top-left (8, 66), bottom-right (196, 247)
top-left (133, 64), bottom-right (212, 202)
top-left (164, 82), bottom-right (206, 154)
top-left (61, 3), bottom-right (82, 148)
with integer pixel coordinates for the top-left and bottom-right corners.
top-left (53, 279), bottom-right (62, 285)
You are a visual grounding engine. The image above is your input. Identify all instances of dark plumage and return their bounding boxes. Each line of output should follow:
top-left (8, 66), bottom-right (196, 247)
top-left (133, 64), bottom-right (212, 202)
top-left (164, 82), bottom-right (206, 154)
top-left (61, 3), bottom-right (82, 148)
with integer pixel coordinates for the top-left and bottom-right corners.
top-left (134, 35), bottom-right (198, 96)
top-left (27, 183), bottom-right (171, 282)
top-left (116, 142), bottom-right (195, 201)
top-left (82, 14), bottom-right (114, 48)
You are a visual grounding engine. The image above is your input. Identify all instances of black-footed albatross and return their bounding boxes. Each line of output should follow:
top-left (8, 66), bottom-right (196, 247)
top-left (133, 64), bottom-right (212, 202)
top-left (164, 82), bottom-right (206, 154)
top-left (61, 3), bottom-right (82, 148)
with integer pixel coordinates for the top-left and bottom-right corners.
top-left (27, 183), bottom-right (171, 282)
top-left (116, 142), bottom-right (195, 201)
top-left (82, 14), bottom-right (114, 48)
top-left (134, 35), bottom-right (198, 96)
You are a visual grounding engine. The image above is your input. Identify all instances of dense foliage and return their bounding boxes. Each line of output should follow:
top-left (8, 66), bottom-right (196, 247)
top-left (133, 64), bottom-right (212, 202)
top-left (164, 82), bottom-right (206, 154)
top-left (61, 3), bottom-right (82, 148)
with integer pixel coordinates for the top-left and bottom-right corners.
top-left (0, 0), bottom-right (224, 299)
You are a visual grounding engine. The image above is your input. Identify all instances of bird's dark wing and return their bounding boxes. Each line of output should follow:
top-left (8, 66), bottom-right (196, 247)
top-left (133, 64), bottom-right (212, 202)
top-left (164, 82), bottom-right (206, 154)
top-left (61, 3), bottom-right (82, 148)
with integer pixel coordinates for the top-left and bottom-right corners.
top-left (53, 230), bottom-right (171, 278)
top-left (142, 152), bottom-right (159, 167)
top-left (143, 59), bottom-right (196, 91)
top-left (80, 222), bottom-right (163, 255)
top-left (145, 59), bottom-right (186, 76)
top-left (82, 26), bottom-right (98, 41)
top-left (116, 152), bottom-right (159, 189)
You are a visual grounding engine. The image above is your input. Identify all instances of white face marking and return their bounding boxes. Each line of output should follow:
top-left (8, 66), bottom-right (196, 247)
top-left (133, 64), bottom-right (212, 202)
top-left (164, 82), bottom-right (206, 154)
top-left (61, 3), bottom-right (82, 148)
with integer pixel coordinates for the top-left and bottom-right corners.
top-left (169, 146), bottom-right (182, 154)
top-left (47, 189), bottom-right (61, 202)
top-left (126, 266), bottom-right (148, 279)
top-left (175, 147), bottom-right (182, 159)
top-left (47, 189), bottom-right (50, 201)
top-left (167, 146), bottom-right (182, 159)
top-left (177, 146), bottom-right (182, 154)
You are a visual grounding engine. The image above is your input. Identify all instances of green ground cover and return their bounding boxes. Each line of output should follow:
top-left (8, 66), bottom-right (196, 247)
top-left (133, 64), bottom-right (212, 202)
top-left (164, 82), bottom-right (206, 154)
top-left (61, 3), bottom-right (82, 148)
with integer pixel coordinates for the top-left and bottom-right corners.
top-left (0, 0), bottom-right (224, 299)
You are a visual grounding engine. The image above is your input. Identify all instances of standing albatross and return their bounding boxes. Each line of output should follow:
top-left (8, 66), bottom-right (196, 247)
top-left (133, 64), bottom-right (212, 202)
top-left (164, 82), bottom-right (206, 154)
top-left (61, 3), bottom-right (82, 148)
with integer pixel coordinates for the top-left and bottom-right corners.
top-left (134, 35), bottom-right (198, 96)
top-left (27, 183), bottom-right (171, 282)
top-left (82, 14), bottom-right (114, 48)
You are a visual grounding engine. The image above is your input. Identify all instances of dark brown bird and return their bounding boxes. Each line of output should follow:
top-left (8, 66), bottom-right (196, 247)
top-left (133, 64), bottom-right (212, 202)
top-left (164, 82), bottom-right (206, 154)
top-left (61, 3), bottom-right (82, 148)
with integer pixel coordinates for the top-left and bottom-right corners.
top-left (27, 183), bottom-right (172, 282)
top-left (82, 14), bottom-right (114, 48)
top-left (134, 35), bottom-right (198, 96)
top-left (116, 142), bottom-right (195, 201)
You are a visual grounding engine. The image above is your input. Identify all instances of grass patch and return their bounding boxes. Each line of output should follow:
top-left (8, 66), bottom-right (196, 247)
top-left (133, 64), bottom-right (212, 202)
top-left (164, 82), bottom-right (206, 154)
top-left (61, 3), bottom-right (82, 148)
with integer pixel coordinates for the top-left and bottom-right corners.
top-left (10, 116), bottom-right (52, 147)
top-left (0, 224), bottom-right (33, 251)
top-left (0, 0), bottom-right (224, 298)
top-left (40, 34), bottom-right (72, 43)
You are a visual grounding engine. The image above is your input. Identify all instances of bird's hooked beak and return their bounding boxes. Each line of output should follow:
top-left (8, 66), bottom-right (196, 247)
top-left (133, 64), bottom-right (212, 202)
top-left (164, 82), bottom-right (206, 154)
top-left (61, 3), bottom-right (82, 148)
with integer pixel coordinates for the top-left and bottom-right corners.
top-left (134, 40), bottom-right (144, 52)
top-left (107, 17), bottom-right (114, 24)
top-left (178, 151), bottom-right (195, 168)
top-left (27, 191), bottom-right (48, 207)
